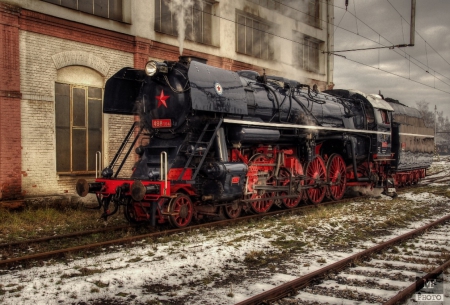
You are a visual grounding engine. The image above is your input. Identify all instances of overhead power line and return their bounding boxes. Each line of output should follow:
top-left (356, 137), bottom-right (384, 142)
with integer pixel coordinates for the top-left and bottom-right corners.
top-left (271, 0), bottom-right (450, 83)
top-left (386, 0), bottom-right (450, 66)
top-left (344, 57), bottom-right (450, 95)
top-left (189, 2), bottom-right (450, 96)
top-left (329, 0), bottom-right (450, 83)
top-left (276, 0), bottom-right (450, 87)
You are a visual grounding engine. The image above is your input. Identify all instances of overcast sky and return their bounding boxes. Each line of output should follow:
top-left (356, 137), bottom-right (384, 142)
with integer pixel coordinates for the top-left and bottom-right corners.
top-left (332, 0), bottom-right (450, 115)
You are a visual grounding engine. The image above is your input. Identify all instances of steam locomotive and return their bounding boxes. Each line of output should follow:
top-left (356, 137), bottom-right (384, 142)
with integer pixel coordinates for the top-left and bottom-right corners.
top-left (76, 56), bottom-right (434, 228)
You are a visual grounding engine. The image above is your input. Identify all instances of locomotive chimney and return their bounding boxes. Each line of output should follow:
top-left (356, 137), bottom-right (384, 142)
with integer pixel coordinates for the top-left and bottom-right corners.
top-left (179, 56), bottom-right (208, 67)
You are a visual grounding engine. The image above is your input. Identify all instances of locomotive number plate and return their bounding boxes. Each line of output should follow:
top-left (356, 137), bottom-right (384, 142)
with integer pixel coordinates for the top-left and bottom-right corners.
top-left (152, 119), bottom-right (172, 128)
top-left (231, 177), bottom-right (240, 184)
top-left (387, 188), bottom-right (396, 193)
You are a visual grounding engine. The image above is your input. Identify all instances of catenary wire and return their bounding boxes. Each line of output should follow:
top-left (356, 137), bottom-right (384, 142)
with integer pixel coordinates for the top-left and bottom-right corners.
top-left (386, 0), bottom-right (450, 66)
top-left (186, 2), bottom-right (450, 95)
top-left (327, 0), bottom-right (450, 83)
top-left (280, 0), bottom-right (450, 83)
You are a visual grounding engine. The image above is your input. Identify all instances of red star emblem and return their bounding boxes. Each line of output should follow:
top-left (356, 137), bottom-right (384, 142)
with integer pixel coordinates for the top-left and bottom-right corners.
top-left (156, 90), bottom-right (169, 108)
top-left (216, 84), bottom-right (221, 92)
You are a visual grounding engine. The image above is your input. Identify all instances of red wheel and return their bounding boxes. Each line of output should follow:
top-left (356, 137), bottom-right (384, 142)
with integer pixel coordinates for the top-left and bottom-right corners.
top-left (168, 194), bottom-right (193, 228)
top-left (246, 154), bottom-right (275, 213)
top-left (327, 154), bottom-right (347, 201)
top-left (305, 156), bottom-right (327, 204)
top-left (224, 201), bottom-right (242, 219)
top-left (249, 190), bottom-right (273, 214)
top-left (279, 168), bottom-right (303, 208)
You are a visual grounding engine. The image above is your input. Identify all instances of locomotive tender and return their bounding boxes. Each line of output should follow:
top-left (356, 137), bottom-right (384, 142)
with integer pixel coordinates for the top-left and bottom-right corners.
top-left (76, 56), bottom-right (434, 228)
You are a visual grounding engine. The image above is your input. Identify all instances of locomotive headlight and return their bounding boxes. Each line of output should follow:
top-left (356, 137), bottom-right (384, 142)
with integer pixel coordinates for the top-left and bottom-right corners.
top-left (145, 61), bottom-right (168, 76)
top-left (145, 61), bottom-right (158, 76)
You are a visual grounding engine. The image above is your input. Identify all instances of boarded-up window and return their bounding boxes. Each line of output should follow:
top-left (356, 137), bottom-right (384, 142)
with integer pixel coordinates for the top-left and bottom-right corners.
top-left (55, 83), bottom-right (102, 174)
top-left (42, 0), bottom-right (124, 22)
top-left (236, 12), bottom-right (274, 60)
top-left (293, 33), bottom-right (321, 73)
top-left (155, 0), bottom-right (217, 46)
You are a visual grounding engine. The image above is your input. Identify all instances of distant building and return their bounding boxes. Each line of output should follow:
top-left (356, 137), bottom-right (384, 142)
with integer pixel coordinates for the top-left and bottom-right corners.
top-left (0, 0), bottom-right (334, 202)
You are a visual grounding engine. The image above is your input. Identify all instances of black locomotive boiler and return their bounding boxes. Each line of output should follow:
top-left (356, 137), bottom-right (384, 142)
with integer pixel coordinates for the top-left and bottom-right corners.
top-left (76, 56), bottom-right (434, 227)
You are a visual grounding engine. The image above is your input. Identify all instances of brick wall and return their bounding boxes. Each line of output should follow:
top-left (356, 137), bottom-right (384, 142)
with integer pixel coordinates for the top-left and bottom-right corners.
top-left (0, 4), bottom-right (22, 200)
top-left (20, 31), bottom-right (133, 197)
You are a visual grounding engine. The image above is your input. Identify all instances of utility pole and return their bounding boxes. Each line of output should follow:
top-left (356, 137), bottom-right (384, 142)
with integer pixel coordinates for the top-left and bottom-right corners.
top-left (435, 105), bottom-right (437, 146)
top-left (410, 0), bottom-right (416, 46)
top-left (434, 105), bottom-right (440, 161)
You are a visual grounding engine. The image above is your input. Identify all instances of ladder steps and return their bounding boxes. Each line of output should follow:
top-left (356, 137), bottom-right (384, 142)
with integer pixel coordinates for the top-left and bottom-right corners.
top-left (177, 118), bottom-right (224, 181)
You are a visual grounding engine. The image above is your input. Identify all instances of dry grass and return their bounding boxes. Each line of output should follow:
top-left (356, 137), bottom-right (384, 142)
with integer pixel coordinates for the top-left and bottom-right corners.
top-left (0, 206), bottom-right (127, 243)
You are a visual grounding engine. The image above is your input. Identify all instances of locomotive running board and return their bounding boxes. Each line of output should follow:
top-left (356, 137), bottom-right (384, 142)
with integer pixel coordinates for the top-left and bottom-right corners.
top-left (223, 118), bottom-right (391, 136)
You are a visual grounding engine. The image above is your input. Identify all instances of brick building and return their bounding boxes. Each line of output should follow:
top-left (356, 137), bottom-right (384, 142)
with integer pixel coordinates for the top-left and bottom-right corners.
top-left (0, 0), bottom-right (334, 204)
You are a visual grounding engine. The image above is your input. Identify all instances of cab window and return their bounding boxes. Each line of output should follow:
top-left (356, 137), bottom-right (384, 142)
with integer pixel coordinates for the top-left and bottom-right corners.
top-left (380, 110), bottom-right (390, 124)
top-left (375, 109), bottom-right (390, 124)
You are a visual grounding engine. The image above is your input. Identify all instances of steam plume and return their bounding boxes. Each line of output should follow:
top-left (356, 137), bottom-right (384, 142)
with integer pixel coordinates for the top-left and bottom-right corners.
top-left (168, 0), bottom-right (194, 55)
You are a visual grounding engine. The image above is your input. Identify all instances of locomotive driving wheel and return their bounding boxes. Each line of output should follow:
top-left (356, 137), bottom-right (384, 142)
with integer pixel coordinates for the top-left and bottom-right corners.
top-left (224, 201), bottom-right (242, 219)
top-left (248, 191), bottom-right (274, 213)
top-left (326, 154), bottom-right (347, 201)
top-left (246, 154), bottom-right (275, 214)
top-left (168, 194), bottom-right (193, 228)
top-left (305, 155), bottom-right (327, 204)
top-left (278, 167), bottom-right (303, 208)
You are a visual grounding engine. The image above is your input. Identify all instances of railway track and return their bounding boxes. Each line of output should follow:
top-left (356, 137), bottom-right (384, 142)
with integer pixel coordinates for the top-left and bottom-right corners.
top-left (0, 182), bottom-right (439, 270)
top-left (0, 192), bottom-right (371, 269)
top-left (0, 181), bottom-right (448, 304)
top-left (0, 223), bottom-right (144, 260)
top-left (235, 214), bottom-right (450, 305)
top-left (420, 167), bottom-right (450, 184)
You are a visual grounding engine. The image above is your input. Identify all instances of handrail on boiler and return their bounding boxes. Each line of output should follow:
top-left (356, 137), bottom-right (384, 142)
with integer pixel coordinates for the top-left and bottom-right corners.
top-left (160, 151), bottom-right (168, 195)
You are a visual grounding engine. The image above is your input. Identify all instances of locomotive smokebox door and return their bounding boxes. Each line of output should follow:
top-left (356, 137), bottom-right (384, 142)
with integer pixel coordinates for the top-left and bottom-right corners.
top-left (188, 61), bottom-right (248, 115)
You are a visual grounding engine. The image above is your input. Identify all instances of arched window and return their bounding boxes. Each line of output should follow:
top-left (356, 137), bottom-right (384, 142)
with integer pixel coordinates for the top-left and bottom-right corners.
top-left (55, 66), bottom-right (103, 174)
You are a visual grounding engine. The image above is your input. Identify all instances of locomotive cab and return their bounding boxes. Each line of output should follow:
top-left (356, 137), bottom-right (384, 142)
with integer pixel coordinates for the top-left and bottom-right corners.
top-left (365, 94), bottom-right (393, 160)
top-left (324, 90), bottom-right (394, 160)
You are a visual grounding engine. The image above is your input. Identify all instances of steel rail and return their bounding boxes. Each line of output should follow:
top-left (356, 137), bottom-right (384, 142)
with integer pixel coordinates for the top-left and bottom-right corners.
top-left (0, 224), bottom-right (134, 250)
top-left (0, 175), bottom-right (432, 267)
top-left (0, 183), bottom-right (433, 269)
top-left (0, 202), bottom-right (327, 269)
top-left (0, 182), bottom-right (420, 252)
top-left (383, 259), bottom-right (450, 305)
top-left (235, 213), bottom-right (450, 305)
top-left (0, 192), bottom-right (373, 269)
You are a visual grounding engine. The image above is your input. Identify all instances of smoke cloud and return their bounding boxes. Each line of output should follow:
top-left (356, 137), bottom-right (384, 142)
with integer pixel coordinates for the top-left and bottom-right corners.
top-left (168, 0), bottom-right (194, 55)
